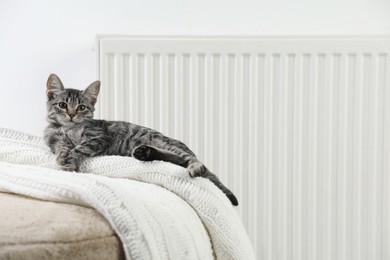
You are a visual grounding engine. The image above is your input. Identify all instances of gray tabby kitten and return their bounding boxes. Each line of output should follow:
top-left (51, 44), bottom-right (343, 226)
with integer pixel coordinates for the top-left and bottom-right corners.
top-left (44, 74), bottom-right (238, 206)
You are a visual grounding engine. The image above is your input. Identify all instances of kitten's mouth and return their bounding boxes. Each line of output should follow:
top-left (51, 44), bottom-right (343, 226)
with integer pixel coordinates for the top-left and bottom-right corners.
top-left (63, 116), bottom-right (77, 124)
top-left (67, 116), bottom-right (76, 122)
top-left (68, 117), bottom-right (81, 124)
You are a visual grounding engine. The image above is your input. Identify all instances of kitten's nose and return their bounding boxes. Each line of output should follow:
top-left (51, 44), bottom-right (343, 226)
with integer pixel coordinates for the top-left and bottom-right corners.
top-left (68, 110), bottom-right (76, 118)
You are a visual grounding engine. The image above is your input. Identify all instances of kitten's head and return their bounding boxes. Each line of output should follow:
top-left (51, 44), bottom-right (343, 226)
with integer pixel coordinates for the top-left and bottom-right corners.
top-left (46, 74), bottom-right (100, 126)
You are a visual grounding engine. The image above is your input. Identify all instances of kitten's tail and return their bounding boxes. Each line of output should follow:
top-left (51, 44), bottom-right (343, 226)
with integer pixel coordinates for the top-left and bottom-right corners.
top-left (206, 172), bottom-right (239, 206)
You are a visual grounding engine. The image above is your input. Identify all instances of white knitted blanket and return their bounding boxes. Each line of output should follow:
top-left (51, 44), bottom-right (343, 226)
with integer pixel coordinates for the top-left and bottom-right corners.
top-left (0, 128), bottom-right (254, 260)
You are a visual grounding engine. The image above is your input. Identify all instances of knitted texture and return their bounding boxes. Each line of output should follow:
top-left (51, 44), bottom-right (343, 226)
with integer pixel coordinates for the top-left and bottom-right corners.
top-left (0, 128), bottom-right (255, 260)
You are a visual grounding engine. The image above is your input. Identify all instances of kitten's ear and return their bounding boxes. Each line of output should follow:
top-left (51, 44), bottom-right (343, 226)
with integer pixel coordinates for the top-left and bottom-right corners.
top-left (46, 73), bottom-right (64, 101)
top-left (83, 80), bottom-right (100, 106)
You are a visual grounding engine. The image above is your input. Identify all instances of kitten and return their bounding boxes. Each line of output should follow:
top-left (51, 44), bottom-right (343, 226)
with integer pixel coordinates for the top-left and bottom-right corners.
top-left (44, 74), bottom-right (238, 206)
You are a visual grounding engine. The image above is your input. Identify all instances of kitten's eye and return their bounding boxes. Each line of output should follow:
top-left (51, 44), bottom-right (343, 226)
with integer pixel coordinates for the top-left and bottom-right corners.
top-left (58, 102), bottom-right (67, 109)
top-left (77, 105), bottom-right (86, 111)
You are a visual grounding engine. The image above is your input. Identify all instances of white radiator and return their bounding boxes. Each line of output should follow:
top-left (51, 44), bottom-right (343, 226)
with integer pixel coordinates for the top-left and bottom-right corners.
top-left (96, 36), bottom-right (390, 260)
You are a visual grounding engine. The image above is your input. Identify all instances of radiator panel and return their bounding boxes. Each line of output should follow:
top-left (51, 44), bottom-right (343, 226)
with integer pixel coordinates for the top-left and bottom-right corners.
top-left (96, 36), bottom-right (390, 260)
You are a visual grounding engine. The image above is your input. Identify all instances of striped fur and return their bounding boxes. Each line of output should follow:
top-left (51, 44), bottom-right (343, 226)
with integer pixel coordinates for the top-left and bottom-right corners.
top-left (44, 74), bottom-right (238, 206)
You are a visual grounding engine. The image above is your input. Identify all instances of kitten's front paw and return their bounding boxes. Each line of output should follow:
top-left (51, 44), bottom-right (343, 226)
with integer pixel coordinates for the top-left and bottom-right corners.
top-left (188, 162), bottom-right (208, 177)
top-left (56, 148), bottom-right (78, 172)
top-left (60, 163), bottom-right (77, 172)
top-left (56, 147), bottom-right (70, 166)
top-left (132, 145), bottom-right (154, 161)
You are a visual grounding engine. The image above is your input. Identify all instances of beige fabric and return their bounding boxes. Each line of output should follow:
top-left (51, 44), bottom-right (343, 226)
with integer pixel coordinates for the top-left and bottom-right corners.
top-left (0, 192), bottom-right (124, 260)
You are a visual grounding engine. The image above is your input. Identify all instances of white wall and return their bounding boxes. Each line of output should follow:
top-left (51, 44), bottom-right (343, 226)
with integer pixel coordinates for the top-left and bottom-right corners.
top-left (0, 0), bottom-right (389, 136)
